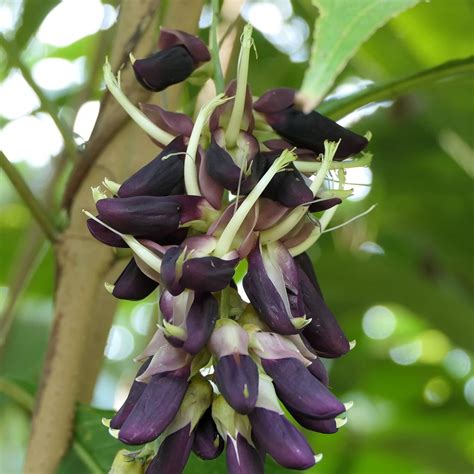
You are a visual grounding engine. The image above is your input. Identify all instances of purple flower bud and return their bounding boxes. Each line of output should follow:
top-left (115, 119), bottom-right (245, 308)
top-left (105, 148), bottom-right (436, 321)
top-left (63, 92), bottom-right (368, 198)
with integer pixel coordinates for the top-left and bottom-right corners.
top-left (209, 321), bottom-right (258, 414)
top-left (140, 104), bottom-right (194, 146)
top-left (192, 408), bottom-right (224, 460)
top-left (293, 252), bottom-right (323, 295)
top-left (260, 151), bottom-right (313, 207)
top-left (289, 407), bottom-right (340, 434)
top-left (95, 195), bottom-right (208, 238)
top-left (254, 88), bottom-right (368, 159)
top-left (307, 356), bottom-right (329, 386)
top-left (110, 358), bottom-right (151, 429)
top-left (297, 266), bottom-right (350, 358)
top-left (226, 433), bottom-right (264, 474)
top-left (110, 258), bottom-right (158, 301)
top-left (132, 29), bottom-right (210, 92)
top-left (118, 136), bottom-right (187, 198)
top-left (87, 215), bottom-right (128, 248)
top-left (160, 291), bottom-right (218, 354)
top-left (205, 133), bottom-right (262, 195)
top-left (250, 408), bottom-right (316, 469)
top-left (249, 375), bottom-right (316, 469)
top-left (161, 244), bottom-right (239, 296)
top-left (308, 197), bottom-right (342, 213)
top-left (215, 354), bottom-right (258, 414)
top-left (243, 243), bottom-right (306, 335)
top-left (118, 367), bottom-right (189, 445)
top-left (145, 423), bottom-right (194, 474)
top-left (261, 357), bottom-right (345, 419)
top-left (210, 80), bottom-right (254, 133)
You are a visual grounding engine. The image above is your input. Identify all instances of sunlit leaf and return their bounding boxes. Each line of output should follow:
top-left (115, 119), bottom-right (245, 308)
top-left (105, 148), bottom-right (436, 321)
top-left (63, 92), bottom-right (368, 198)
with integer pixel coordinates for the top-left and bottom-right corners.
top-left (300, 0), bottom-right (420, 109)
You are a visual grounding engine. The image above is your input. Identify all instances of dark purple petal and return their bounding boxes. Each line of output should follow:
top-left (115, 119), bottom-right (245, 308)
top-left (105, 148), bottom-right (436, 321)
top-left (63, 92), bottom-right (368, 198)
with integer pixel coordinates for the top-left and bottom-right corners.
top-left (192, 408), bottom-right (224, 460)
top-left (145, 424), bottom-right (194, 474)
top-left (182, 293), bottom-right (218, 354)
top-left (307, 357), bottom-right (329, 386)
top-left (161, 247), bottom-right (186, 296)
top-left (180, 256), bottom-right (239, 294)
top-left (140, 104), bottom-right (194, 140)
top-left (205, 136), bottom-right (264, 195)
top-left (110, 358), bottom-right (151, 429)
top-left (226, 433), bottom-right (264, 474)
top-left (261, 357), bottom-right (345, 419)
top-left (260, 151), bottom-right (313, 207)
top-left (253, 88), bottom-right (295, 114)
top-left (96, 196), bottom-right (181, 237)
top-left (308, 197), bottom-right (342, 212)
top-left (293, 253), bottom-right (323, 296)
top-left (159, 28), bottom-right (211, 64)
top-left (118, 136), bottom-right (186, 198)
top-left (87, 216), bottom-right (128, 248)
top-left (111, 258), bottom-right (158, 301)
top-left (254, 88), bottom-right (368, 159)
top-left (133, 46), bottom-right (195, 92)
top-left (119, 368), bottom-right (189, 445)
top-left (243, 246), bottom-right (299, 335)
top-left (298, 268), bottom-right (350, 358)
top-left (289, 408), bottom-right (339, 434)
top-left (215, 354), bottom-right (258, 414)
top-left (249, 408), bottom-right (315, 469)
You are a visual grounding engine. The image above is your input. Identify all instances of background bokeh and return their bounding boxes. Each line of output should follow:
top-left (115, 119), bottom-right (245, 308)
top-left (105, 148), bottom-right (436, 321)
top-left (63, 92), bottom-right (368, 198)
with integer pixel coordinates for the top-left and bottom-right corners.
top-left (0, 0), bottom-right (473, 473)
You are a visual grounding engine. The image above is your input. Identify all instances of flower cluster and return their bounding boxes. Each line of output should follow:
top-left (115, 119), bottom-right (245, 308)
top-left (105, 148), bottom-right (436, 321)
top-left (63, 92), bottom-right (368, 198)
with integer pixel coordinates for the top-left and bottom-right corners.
top-left (86, 26), bottom-right (370, 474)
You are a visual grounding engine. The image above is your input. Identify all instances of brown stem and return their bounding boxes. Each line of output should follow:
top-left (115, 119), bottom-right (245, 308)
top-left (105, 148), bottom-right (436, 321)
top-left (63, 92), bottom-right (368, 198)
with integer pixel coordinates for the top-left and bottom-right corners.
top-left (24, 1), bottom-right (206, 472)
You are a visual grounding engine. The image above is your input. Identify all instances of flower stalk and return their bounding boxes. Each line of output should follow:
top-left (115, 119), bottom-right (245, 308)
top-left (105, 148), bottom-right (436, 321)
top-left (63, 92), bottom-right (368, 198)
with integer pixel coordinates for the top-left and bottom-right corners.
top-left (224, 24), bottom-right (253, 147)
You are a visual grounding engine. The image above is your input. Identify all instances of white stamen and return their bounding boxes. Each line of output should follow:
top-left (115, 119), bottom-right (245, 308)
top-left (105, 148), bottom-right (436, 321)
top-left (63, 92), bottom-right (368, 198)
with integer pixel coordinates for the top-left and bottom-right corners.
top-left (184, 93), bottom-right (231, 196)
top-left (323, 204), bottom-right (377, 233)
top-left (103, 58), bottom-right (174, 146)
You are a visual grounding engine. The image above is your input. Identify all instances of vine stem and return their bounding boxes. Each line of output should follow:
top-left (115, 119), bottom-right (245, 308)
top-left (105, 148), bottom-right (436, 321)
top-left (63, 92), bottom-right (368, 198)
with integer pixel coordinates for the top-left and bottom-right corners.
top-left (0, 36), bottom-right (77, 161)
top-left (318, 55), bottom-right (474, 120)
top-left (0, 377), bottom-right (102, 474)
top-left (0, 152), bottom-right (58, 242)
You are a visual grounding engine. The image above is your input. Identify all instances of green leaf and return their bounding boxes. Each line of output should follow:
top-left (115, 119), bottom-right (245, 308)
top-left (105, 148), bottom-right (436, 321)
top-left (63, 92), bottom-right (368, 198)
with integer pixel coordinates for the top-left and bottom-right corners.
top-left (300, 0), bottom-right (420, 109)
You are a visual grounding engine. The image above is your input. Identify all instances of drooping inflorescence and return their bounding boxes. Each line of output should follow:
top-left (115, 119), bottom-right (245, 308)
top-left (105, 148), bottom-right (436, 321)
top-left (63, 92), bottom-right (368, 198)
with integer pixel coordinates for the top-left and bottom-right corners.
top-left (86, 25), bottom-right (372, 474)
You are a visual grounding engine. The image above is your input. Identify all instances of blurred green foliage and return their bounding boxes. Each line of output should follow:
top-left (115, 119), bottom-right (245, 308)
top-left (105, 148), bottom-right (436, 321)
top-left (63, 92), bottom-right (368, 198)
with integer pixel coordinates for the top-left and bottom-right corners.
top-left (0, 1), bottom-right (473, 473)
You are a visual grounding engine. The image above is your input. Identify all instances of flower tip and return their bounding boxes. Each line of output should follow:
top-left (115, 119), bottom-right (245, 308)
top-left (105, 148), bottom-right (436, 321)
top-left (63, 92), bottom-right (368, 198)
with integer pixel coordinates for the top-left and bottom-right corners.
top-left (104, 282), bottom-right (115, 294)
top-left (344, 400), bottom-right (354, 411)
top-left (291, 316), bottom-right (312, 330)
top-left (129, 52), bottom-right (136, 65)
top-left (335, 417), bottom-right (348, 429)
top-left (315, 453), bottom-right (324, 464)
top-left (102, 417), bottom-right (111, 428)
top-left (103, 177), bottom-right (121, 194)
top-left (91, 186), bottom-right (107, 203)
top-left (162, 320), bottom-right (187, 341)
top-left (365, 131), bottom-right (372, 142)
top-left (349, 340), bottom-right (357, 350)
